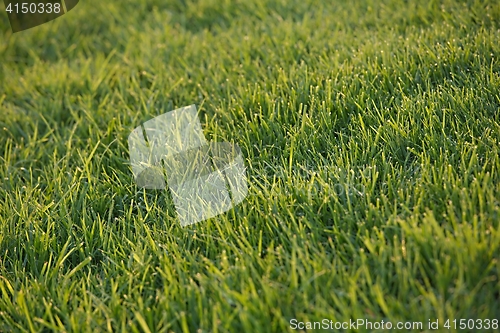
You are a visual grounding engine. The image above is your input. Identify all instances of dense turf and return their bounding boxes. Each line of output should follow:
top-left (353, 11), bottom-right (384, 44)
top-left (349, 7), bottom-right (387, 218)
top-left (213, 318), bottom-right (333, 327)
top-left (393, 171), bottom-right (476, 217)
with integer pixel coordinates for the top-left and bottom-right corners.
top-left (1, 0), bottom-right (499, 331)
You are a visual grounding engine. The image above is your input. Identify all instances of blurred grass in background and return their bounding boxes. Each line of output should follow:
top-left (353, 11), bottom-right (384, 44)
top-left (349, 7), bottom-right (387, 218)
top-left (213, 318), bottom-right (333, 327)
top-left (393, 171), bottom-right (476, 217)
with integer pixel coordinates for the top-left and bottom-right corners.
top-left (0, 0), bottom-right (499, 331)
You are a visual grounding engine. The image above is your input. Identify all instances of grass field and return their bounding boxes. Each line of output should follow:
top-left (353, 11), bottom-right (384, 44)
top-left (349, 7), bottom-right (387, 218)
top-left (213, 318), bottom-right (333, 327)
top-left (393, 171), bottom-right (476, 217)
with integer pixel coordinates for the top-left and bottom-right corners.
top-left (1, 0), bottom-right (499, 332)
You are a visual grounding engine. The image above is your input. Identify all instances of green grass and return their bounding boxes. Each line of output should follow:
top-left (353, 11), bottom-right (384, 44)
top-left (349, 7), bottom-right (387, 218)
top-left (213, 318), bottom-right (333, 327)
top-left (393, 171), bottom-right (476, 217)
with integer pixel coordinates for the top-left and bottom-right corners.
top-left (1, 0), bottom-right (499, 331)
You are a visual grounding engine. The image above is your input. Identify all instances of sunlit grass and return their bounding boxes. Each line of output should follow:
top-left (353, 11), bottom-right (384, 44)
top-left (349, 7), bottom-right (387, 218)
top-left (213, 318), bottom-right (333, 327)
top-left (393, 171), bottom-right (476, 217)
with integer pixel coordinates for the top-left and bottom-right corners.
top-left (0, 0), bottom-right (499, 331)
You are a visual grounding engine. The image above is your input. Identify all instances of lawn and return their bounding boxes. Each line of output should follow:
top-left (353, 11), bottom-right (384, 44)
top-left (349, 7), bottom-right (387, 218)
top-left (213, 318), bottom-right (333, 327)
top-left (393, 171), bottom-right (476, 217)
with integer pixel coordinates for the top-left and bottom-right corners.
top-left (0, 0), bottom-right (499, 332)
